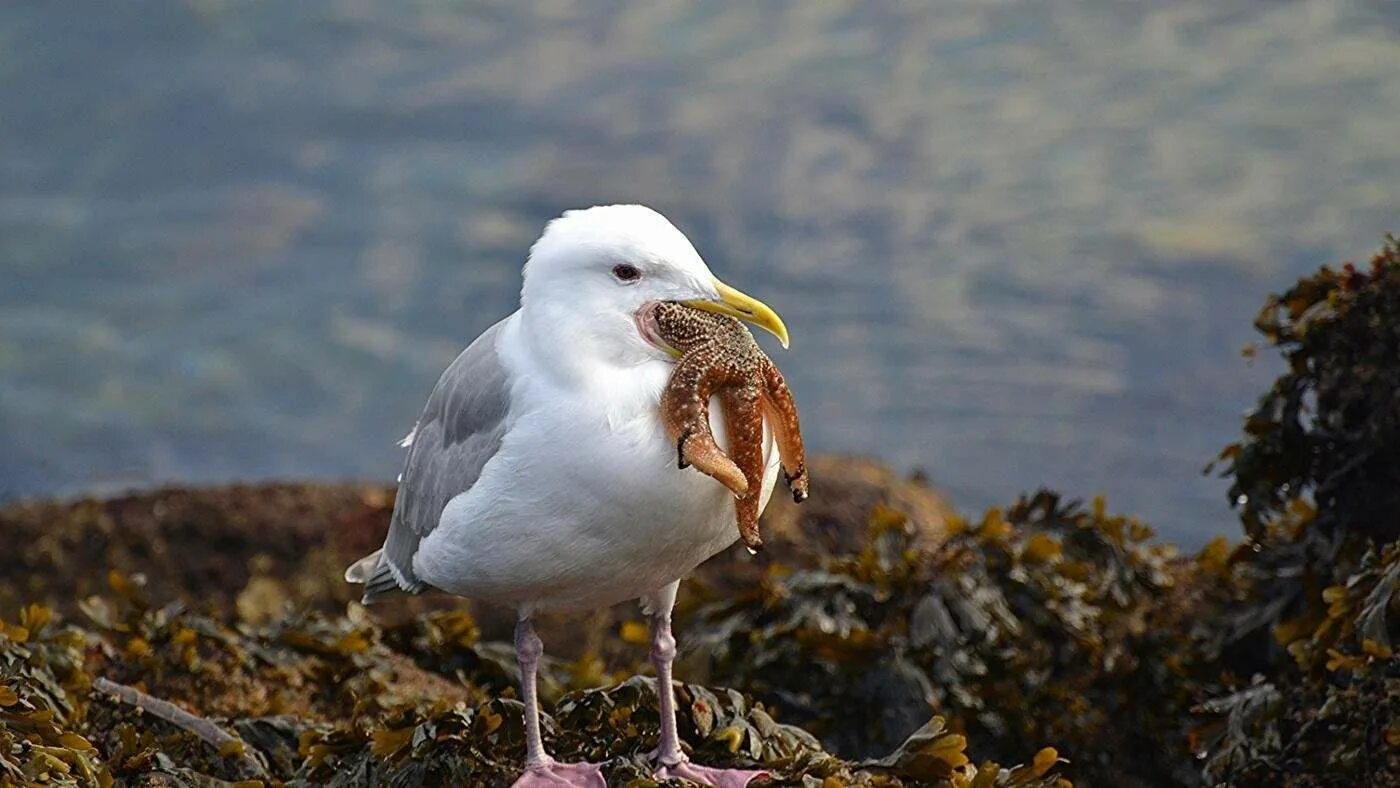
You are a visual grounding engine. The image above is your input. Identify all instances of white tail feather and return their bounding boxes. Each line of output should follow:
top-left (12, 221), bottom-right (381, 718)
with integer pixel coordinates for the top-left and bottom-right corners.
top-left (344, 549), bottom-right (383, 584)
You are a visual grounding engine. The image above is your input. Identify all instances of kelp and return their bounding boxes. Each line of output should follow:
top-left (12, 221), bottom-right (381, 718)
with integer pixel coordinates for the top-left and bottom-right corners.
top-left (1219, 236), bottom-right (1400, 542)
top-left (0, 570), bottom-right (1067, 787)
top-left (1195, 236), bottom-right (1400, 786)
top-left (0, 606), bottom-right (108, 786)
top-left (682, 495), bottom-right (1197, 787)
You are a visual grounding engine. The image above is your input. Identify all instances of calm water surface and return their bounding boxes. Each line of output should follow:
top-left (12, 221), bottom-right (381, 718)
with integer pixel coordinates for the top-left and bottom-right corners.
top-left (3, 2), bottom-right (1398, 545)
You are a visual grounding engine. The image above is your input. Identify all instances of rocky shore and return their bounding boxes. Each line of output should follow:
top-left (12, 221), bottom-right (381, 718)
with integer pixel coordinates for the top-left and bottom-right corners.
top-left (3, 240), bottom-right (1398, 786)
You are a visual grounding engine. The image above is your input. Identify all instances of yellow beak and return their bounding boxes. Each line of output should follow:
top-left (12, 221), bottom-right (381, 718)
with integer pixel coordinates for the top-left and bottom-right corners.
top-left (683, 280), bottom-right (790, 349)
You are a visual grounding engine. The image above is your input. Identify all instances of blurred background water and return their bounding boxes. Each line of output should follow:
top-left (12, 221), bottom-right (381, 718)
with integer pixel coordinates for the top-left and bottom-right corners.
top-left (2, 1), bottom-right (1397, 545)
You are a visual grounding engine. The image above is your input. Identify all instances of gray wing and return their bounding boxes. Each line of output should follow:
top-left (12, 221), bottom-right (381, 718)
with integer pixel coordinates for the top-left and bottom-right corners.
top-left (354, 316), bottom-right (514, 602)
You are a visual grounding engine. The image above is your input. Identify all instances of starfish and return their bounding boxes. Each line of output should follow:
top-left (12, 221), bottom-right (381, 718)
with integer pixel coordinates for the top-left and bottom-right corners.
top-left (652, 301), bottom-right (809, 551)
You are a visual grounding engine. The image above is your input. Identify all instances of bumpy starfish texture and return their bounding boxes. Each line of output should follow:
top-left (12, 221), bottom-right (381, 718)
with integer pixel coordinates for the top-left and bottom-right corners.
top-left (654, 301), bottom-right (809, 550)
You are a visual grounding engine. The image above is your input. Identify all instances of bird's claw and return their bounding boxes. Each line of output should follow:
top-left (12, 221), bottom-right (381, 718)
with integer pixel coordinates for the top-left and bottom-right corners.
top-left (653, 758), bottom-right (768, 787)
top-left (511, 758), bottom-right (607, 787)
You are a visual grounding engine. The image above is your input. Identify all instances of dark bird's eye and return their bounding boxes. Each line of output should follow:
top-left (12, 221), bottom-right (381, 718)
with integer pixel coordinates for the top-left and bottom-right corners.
top-left (612, 264), bottom-right (641, 283)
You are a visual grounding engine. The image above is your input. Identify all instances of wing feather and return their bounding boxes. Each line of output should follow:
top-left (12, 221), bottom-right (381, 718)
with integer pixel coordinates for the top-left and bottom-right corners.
top-left (350, 316), bottom-right (513, 602)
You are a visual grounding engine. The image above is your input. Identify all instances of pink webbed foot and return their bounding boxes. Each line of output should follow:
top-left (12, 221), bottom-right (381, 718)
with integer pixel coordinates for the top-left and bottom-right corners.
top-left (511, 758), bottom-right (607, 787)
top-left (653, 757), bottom-right (768, 787)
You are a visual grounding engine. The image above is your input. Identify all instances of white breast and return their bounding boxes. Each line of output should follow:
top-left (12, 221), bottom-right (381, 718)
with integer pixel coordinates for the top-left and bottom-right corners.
top-left (415, 355), bottom-right (780, 613)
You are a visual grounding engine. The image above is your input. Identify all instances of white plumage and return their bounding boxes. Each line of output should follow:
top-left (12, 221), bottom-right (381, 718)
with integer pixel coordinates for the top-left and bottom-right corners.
top-left (350, 204), bottom-right (781, 611)
top-left (419, 306), bottom-right (779, 613)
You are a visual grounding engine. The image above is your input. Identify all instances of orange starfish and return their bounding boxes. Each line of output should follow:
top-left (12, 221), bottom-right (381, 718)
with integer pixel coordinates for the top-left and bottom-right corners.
top-left (651, 301), bottom-right (809, 550)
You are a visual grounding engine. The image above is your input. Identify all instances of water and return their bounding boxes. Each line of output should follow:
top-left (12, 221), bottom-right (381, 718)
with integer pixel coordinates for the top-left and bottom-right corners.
top-left (2, 1), bottom-right (1397, 546)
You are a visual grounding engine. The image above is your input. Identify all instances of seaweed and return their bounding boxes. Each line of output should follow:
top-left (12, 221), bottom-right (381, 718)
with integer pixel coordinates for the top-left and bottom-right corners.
top-left (682, 495), bottom-right (1196, 786)
top-left (1218, 236), bottom-right (1400, 542)
top-left (0, 570), bottom-right (1066, 786)
top-left (1194, 236), bottom-right (1400, 785)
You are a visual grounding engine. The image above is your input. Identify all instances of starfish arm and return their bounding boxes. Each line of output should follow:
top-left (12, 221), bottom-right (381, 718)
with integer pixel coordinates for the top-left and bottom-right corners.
top-left (759, 359), bottom-right (809, 502)
top-left (719, 387), bottom-right (767, 550)
top-left (661, 354), bottom-right (748, 496)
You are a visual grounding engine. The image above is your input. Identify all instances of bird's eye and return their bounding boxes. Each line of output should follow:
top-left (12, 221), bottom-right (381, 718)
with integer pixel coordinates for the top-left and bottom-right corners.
top-left (612, 264), bottom-right (641, 283)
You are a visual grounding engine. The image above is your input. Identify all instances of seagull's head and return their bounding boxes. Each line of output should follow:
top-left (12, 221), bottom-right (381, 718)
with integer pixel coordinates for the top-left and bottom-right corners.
top-left (520, 205), bottom-right (788, 368)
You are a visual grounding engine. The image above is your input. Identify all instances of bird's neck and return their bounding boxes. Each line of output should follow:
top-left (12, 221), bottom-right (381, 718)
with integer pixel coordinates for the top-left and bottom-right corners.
top-left (515, 299), bottom-right (670, 398)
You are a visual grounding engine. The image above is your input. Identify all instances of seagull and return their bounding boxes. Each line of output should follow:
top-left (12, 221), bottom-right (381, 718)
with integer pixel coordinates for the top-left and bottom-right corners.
top-left (346, 205), bottom-right (790, 787)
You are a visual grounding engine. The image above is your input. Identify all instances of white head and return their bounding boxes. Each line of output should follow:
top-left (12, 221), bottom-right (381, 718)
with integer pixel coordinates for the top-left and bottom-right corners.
top-left (519, 205), bottom-right (788, 372)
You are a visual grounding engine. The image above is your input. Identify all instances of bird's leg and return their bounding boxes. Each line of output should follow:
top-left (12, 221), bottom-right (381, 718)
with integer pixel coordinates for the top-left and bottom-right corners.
top-left (647, 607), bottom-right (768, 788)
top-left (511, 618), bottom-right (605, 788)
top-left (760, 360), bottom-right (809, 502)
top-left (719, 386), bottom-right (767, 551)
top-left (516, 619), bottom-right (549, 768)
top-left (649, 608), bottom-right (684, 768)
